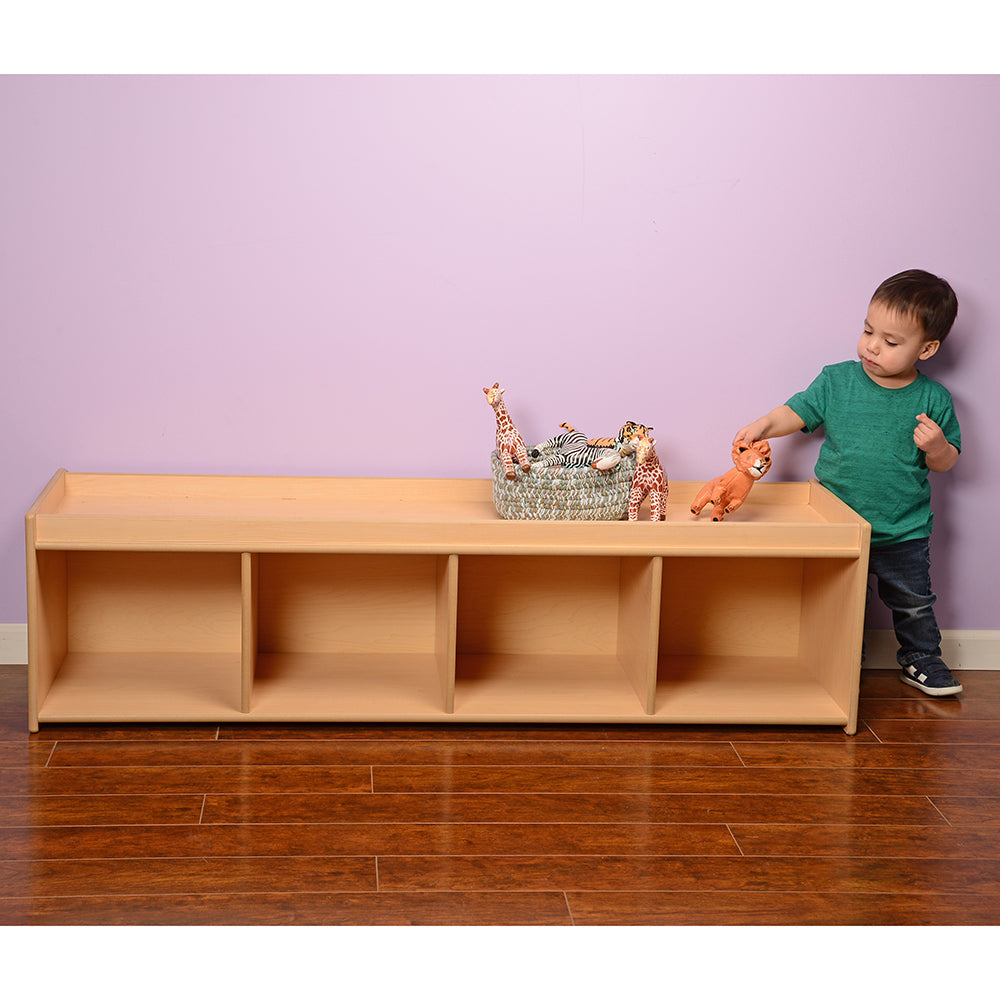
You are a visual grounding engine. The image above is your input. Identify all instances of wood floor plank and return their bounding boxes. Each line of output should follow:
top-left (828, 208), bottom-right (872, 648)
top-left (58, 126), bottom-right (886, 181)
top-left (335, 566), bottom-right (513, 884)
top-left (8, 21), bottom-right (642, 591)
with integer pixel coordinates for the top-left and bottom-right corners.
top-left (216, 722), bottom-right (876, 743)
top-left (208, 821), bottom-right (741, 858)
top-left (0, 890), bottom-right (572, 925)
top-left (859, 698), bottom-right (989, 721)
top-left (45, 739), bottom-right (743, 768)
top-left (0, 764), bottom-right (372, 795)
top-left (0, 794), bottom-right (204, 827)
top-left (200, 791), bottom-right (948, 827)
top-left (0, 669), bottom-right (28, 742)
top-left (0, 742), bottom-right (56, 767)
top-left (734, 742), bottom-right (1000, 769)
top-left (0, 821), bottom-right (740, 861)
top-left (372, 763), bottom-right (1000, 796)
top-left (0, 855), bottom-right (375, 897)
top-left (217, 723), bottom-right (627, 741)
top-left (377, 854), bottom-right (1000, 895)
top-left (730, 823), bottom-right (1000, 859)
top-left (0, 824), bottom-right (208, 861)
top-left (565, 889), bottom-right (1000, 925)
top-left (864, 720), bottom-right (1000, 744)
top-left (29, 724), bottom-right (222, 741)
top-left (929, 797), bottom-right (1000, 825)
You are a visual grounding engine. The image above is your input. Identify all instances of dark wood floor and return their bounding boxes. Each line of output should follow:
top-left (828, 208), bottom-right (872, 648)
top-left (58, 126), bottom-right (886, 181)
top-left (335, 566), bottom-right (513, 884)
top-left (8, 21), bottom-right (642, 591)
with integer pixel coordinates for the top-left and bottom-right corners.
top-left (2, 663), bottom-right (1000, 926)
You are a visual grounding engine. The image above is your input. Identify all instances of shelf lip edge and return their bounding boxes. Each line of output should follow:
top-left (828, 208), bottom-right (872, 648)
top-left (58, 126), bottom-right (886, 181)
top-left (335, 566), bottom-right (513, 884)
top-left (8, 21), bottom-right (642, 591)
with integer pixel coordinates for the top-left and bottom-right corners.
top-left (32, 540), bottom-right (865, 557)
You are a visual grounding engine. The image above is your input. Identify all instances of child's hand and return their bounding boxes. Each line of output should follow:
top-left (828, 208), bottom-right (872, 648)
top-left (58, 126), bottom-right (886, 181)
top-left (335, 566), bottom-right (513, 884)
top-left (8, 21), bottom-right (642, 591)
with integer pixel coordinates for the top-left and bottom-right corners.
top-left (733, 419), bottom-right (767, 448)
top-left (733, 406), bottom-right (805, 448)
top-left (914, 413), bottom-right (946, 454)
top-left (914, 413), bottom-right (959, 472)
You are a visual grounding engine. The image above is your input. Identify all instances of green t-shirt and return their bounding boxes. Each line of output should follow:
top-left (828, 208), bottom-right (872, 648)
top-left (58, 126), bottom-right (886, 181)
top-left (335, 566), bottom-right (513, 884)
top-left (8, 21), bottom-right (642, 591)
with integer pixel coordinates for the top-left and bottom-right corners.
top-left (785, 360), bottom-right (961, 546)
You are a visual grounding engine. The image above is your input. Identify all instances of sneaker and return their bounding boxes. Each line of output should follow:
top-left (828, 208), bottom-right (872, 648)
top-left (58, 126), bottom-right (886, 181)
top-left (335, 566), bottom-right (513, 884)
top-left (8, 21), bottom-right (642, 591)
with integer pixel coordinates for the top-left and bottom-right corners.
top-left (900, 663), bottom-right (963, 696)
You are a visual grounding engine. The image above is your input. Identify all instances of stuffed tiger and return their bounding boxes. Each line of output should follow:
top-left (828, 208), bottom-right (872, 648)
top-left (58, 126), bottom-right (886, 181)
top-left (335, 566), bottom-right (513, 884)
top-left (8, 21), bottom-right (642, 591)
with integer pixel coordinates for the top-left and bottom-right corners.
top-left (586, 420), bottom-right (651, 454)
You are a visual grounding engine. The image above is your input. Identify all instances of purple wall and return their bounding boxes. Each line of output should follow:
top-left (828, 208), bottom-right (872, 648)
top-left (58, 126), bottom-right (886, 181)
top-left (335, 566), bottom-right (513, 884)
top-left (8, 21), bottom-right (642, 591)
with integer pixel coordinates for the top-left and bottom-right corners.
top-left (2, 75), bottom-right (997, 628)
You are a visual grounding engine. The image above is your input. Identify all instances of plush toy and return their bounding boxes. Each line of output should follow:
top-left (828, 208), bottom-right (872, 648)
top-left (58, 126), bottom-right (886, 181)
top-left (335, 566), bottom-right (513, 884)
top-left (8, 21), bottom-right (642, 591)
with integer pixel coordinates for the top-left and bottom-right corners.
top-left (587, 421), bottom-right (651, 471)
top-left (690, 440), bottom-right (772, 521)
top-left (530, 423), bottom-right (591, 465)
top-left (528, 419), bottom-right (657, 472)
top-left (531, 421), bottom-right (640, 469)
top-left (626, 431), bottom-right (668, 521)
top-left (484, 382), bottom-right (531, 480)
top-left (591, 449), bottom-right (624, 472)
top-left (587, 421), bottom-right (650, 452)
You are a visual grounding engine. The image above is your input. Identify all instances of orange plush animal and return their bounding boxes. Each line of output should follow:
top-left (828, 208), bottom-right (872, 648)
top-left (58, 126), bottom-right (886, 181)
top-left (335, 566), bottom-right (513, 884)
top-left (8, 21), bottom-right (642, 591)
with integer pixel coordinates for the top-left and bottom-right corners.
top-left (690, 440), bottom-right (772, 521)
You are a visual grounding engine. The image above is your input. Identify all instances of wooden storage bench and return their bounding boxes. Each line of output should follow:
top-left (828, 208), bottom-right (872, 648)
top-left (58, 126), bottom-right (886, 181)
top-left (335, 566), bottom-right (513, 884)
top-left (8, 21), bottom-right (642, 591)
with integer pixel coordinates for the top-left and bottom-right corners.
top-left (25, 469), bottom-right (871, 733)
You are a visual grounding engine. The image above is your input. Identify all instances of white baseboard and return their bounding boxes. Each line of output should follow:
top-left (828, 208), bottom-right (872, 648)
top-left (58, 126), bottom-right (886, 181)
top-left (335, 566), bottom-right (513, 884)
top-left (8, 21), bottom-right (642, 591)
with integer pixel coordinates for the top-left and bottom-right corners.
top-left (863, 629), bottom-right (999, 671)
top-left (0, 624), bottom-right (28, 665)
top-left (1, 624), bottom-right (997, 670)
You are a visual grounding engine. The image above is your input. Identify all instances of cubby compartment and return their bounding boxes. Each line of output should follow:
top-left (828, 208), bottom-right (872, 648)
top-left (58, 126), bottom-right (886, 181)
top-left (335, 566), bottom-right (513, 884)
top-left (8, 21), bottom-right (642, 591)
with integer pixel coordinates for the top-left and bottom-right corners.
top-left (453, 555), bottom-right (660, 720)
top-left (654, 556), bottom-right (863, 725)
top-left (32, 550), bottom-right (243, 724)
top-left (247, 552), bottom-right (456, 718)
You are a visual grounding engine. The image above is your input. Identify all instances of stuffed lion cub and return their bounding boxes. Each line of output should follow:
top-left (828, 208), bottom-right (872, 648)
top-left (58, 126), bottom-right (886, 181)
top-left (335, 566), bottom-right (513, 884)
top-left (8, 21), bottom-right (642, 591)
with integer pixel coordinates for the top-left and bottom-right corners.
top-left (690, 440), bottom-right (772, 521)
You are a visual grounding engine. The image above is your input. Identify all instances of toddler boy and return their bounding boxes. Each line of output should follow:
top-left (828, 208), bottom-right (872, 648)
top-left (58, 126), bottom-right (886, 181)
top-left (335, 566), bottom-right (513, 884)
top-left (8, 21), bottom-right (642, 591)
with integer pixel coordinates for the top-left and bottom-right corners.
top-left (734, 269), bottom-right (962, 695)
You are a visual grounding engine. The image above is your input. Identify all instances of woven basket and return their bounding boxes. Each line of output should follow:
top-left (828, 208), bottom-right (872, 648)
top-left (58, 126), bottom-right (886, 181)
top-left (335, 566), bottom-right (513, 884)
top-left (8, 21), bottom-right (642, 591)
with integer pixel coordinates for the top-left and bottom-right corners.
top-left (491, 450), bottom-right (637, 520)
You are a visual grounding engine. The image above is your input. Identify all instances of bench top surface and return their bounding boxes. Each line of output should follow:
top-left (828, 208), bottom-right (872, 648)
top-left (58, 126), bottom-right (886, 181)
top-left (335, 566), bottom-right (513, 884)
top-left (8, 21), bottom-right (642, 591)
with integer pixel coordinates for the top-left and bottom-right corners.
top-left (26, 470), bottom-right (870, 555)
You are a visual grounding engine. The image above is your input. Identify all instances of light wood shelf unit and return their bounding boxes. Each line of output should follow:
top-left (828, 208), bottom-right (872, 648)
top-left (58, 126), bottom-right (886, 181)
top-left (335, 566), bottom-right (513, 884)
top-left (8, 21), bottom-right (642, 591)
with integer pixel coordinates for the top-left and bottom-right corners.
top-left (25, 469), bottom-right (871, 733)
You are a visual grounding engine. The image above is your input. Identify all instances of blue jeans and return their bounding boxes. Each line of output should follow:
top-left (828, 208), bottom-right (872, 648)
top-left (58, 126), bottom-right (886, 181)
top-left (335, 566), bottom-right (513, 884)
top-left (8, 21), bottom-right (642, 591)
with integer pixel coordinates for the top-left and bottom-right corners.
top-left (866, 536), bottom-right (945, 669)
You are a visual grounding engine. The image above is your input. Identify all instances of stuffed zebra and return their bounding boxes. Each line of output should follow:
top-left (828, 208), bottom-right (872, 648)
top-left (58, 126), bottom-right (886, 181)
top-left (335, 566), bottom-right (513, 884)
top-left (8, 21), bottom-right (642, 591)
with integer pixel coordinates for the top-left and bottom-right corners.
top-left (528, 424), bottom-right (607, 466)
top-left (529, 423), bottom-right (589, 464)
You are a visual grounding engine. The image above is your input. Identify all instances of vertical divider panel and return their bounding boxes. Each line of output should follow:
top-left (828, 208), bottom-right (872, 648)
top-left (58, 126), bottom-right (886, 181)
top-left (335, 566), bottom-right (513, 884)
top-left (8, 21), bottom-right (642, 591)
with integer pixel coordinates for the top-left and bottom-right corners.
top-left (800, 552), bottom-right (870, 736)
top-left (26, 548), bottom-right (68, 733)
top-left (241, 552), bottom-right (259, 714)
top-left (617, 556), bottom-right (662, 715)
top-left (25, 470), bottom-right (69, 733)
top-left (437, 554), bottom-right (458, 714)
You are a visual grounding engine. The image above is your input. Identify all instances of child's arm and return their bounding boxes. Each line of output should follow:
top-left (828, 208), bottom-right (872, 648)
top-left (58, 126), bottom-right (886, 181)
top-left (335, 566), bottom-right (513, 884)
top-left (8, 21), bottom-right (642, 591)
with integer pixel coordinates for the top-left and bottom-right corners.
top-left (733, 405), bottom-right (806, 447)
top-left (915, 413), bottom-right (959, 472)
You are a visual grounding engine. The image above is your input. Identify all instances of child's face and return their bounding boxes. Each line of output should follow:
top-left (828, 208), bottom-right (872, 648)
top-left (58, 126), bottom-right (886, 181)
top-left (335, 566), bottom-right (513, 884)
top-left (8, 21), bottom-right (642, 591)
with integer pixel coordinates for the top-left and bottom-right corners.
top-left (857, 300), bottom-right (940, 388)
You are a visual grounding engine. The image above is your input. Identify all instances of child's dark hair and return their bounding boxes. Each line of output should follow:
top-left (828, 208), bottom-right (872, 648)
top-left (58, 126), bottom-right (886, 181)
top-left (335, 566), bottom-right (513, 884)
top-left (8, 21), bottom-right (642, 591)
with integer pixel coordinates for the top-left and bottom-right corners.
top-left (871, 269), bottom-right (958, 343)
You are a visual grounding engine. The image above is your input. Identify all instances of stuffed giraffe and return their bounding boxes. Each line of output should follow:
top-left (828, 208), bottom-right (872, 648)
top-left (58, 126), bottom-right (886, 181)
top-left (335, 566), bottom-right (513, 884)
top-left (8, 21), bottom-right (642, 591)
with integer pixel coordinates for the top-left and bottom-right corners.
top-left (627, 431), bottom-right (668, 521)
top-left (484, 382), bottom-right (531, 480)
